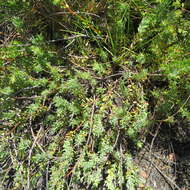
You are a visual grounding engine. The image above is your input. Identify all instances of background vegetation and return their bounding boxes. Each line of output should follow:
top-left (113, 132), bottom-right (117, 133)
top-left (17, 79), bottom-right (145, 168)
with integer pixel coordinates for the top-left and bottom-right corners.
top-left (0, 0), bottom-right (190, 189)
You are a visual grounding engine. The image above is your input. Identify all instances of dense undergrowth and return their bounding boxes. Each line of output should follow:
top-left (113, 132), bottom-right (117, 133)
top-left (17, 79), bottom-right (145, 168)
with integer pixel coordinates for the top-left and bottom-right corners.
top-left (0, 0), bottom-right (190, 189)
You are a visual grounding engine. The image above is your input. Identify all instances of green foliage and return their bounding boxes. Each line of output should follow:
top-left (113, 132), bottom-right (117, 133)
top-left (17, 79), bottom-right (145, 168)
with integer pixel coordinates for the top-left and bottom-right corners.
top-left (0, 0), bottom-right (190, 189)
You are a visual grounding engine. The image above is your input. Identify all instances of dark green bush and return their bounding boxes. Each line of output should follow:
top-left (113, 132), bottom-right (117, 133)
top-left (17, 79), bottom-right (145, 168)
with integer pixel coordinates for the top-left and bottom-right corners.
top-left (0, 0), bottom-right (190, 189)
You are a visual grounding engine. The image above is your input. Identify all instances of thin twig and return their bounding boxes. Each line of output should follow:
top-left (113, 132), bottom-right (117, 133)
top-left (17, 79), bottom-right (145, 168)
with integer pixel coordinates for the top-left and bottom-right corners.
top-left (50, 11), bottom-right (100, 17)
top-left (169, 142), bottom-right (177, 177)
top-left (119, 144), bottom-right (124, 190)
top-left (13, 95), bottom-right (42, 100)
top-left (27, 124), bottom-right (43, 190)
top-left (102, 72), bottom-right (123, 80)
top-left (145, 122), bottom-right (162, 188)
top-left (46, 161), bottom-right (50, 190)
top-left (158, 95), bottom-right (190, 123)
top-left (67, 151), bottom-right (84, 189)
top-left (144, 157), bottom-right (181, 190)
top-left (0, 34), bottom-right (102, 48)
top-left (86, 95), bottom-right (96, 146)
top-left (104, 129), bottom-right (120, 162)
top-left (64, 39), bottom-right (75, 49)
top-left (149, 122), bottom-right (162, 157)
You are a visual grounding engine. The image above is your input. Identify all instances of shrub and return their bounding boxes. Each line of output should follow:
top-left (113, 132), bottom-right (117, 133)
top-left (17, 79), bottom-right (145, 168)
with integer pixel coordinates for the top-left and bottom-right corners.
top-left (0, 0), bottom-right (190, 189)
